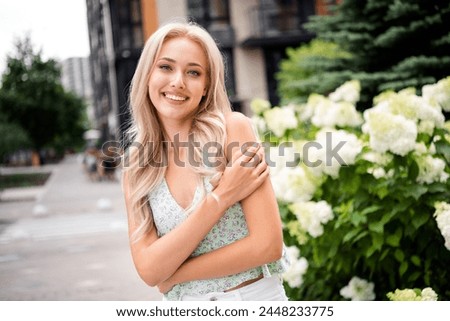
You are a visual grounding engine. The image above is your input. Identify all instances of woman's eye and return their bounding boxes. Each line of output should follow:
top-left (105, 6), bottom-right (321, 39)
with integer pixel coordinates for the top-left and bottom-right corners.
top-left (188, 70), bottom-right (200, 77)
top-left (159, 64), bottom-right (172, 71)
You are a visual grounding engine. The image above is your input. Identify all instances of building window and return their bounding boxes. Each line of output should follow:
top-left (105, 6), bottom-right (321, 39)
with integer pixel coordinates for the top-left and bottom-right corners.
top-left (187, 0), bottom-right (230, 29)
top-left (249, 0), bottom-right (315, 37)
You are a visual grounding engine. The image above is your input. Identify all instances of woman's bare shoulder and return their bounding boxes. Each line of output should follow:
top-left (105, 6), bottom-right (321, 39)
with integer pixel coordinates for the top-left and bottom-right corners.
top-left (224, 111), bottom-right (250, 126)
top-left (224, 111), bottom-right (259, 161)
top-left (224, 111), bottom-right (255, 140)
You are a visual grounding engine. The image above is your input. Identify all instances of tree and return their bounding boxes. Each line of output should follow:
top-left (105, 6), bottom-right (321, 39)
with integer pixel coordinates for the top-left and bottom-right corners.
top-left (0, 35), bottom-right (87, 163)
top-left (282, 0), bottom-right (450, 109)
top-left (277, 39), bottom-right (351, 105)
top-left (0, 112), bottom-right (31, 162)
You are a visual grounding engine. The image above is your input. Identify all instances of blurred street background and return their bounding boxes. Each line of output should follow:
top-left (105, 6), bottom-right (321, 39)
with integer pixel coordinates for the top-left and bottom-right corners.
top-left (0, 154), bottom-right (162, 300)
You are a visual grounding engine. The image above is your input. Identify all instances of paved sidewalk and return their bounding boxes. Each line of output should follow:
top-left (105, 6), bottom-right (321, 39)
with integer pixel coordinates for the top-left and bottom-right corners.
top-left (0, 154), bottom-right (162, 300)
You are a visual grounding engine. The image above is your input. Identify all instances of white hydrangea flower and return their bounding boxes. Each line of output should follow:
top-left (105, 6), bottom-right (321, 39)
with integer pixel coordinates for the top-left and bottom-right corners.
top-left (272, 167), bottom-right (318, 203)
top-left (296, 101), bottom-right (315, 122)
top-left (289, 201), bottom-right (334, 238)
top-left (387, 287), bottom-right (438, 301)
top-left (333, 102), bottom-right (364, 127)
top-left (414, 142), bottom-right (428, 155)
top-left (421, 287), bottom-right (439, 301)
top-left (429, 142), bottom-right (436, 154)
top-left (414, 142), bottom-right (436, 155)
top-left (250, 98), bottom-right (271, 115)
top-left (387, 289), bottom-right (421, 301)
top-left (268, 146), bottom-right (319, 202)
top-left (367, 167), bottom-right (387, 179)
top-left (310, 97), bottom-right (334, 128)
top-left (340, 276), bottom-right (375, 301)
top-left (363, 107), bottom-right (417, 156)
top-left (418, 119), bottom-right (436, 135)
top-left (422, 76), bottom-right (450, 112)
top-left (310, 97), bottom-right (362, 129)
top-left (409, 96), bottom-right (444, 128)
top-left (434, 202), bottom-right (450, 251)
top-left (291, 139), bottom-right (310, 160)
top-left (307, 129), bottom-right (363, 178)
top-left (263, 106), bottom-right (298, 137)
top-left (361, 151), bottom-right (393, 166)
top-left (415, 155), bottom-right (449, 184)
top-left (375, 89), bottom-right (445, 131)
top-left (328, 80), bottom-right (361, 104)
top-left (267, 145), bottom-right (298, 173)
top-left (250, 115), bottom-right (267, 136)
top-left (282, 246), bottom-right (309, 288)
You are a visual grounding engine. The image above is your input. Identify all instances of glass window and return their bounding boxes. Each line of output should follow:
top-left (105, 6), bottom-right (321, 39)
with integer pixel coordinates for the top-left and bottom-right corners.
top-left (187, 0), bottom-right (230, 27)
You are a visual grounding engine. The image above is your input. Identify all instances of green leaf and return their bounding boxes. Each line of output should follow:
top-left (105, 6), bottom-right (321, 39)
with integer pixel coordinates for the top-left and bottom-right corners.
top-left (278, 204), bottom-right (290, 220)
top-left (399, 261), bottom-right (408, 277)
top-left (412, 211), bottom-right (430, 229)
top-left (377, 187), bottom-right (390, 199)
top-left (353, 231), bottom-right (369, 242)
top-left (402, 185), bottom-right (428, 200)
top-left (408, 271), bottom-right (422, 283)
top-left (381, 208), bottom-right (401, 225)
top-left (366, 233), bottom-right (384, 258)
top-left (435, 139), bottom-right (450, 162)
top-left (410, 255), bottom-right (421, 267)
top-left (380, 248), bottom-right (390, 260)
top-left (350, 211), bottom-right (367, 226)
top-left (394, 249), bottom-right (404, 262)
top-left (342, 229), bottom-right (360, 243)
top-left (360, 205), bottom-right (383, 215)
top-left (386, 227), bottom-right (402, 247)
top-left (408, 159), bottom-right (420, 180)
top-left (369, 220), bottom-right (384, 233)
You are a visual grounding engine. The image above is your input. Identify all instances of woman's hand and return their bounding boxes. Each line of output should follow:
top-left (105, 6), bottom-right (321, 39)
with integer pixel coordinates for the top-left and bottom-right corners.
top-left (213, 142), bottom-right (269, 210)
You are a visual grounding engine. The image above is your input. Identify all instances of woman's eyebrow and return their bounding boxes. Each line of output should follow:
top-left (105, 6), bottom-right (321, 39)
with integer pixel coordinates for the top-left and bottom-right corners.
top-left (159, 57), bottom-right (205, 69)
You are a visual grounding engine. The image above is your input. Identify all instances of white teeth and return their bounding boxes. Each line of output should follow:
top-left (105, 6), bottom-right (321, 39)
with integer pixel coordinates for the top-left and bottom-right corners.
top-left (165, 93), bottom-right (187, 101)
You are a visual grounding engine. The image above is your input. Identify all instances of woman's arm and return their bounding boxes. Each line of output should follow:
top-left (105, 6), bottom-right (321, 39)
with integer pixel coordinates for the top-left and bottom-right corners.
top-left (124, 138), bottom-right (269, 287)
top-left (158, 112), bottom-right (283, 291)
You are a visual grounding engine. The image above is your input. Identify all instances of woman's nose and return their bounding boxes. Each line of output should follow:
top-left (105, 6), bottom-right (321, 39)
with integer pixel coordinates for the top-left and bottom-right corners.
top-left (170, 71), bottom-right (185, 89)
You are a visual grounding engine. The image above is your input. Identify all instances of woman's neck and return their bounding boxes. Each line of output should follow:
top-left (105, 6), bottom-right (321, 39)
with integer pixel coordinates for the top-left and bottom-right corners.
top-left (161, 119), bottom-right (192, 143)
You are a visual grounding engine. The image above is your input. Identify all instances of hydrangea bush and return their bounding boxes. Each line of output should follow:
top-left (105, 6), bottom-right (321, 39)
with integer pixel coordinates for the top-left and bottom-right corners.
top-left (387, 287), bottom-right (438, 301)
top-left (251, 77), bottom-right (450, 300)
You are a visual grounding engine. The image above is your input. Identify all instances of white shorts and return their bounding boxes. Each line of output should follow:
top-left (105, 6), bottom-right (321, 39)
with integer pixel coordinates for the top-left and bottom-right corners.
top-left (180, 275), bottom-right (288, 301)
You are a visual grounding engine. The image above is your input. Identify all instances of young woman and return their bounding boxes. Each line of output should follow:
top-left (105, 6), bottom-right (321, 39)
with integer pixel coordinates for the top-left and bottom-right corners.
top-left (122, 21), bottom-right (288, 301)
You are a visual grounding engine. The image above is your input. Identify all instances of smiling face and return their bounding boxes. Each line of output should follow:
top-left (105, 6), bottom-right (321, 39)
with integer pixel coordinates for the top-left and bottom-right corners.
top-left (148, 36), bottom-right (208, 126)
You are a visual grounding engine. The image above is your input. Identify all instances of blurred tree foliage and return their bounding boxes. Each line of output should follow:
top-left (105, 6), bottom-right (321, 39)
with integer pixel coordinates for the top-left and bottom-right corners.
top-left (277, 39), bottom-right (351, 105)
top-left (278, 0), bottom-right (450, 110)
top-left (0, 112), bottom-right (31, 162)
top-left (0, 35), bottom-right (88, 161)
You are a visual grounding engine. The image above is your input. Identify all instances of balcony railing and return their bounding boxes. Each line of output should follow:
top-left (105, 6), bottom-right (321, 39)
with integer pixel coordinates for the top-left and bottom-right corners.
top-left (248, 3), bottom-right (312, 38)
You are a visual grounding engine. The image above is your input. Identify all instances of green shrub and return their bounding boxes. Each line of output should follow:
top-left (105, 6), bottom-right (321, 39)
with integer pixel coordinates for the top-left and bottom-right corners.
top-left (276, 39), bottom-right (351, 105)
top-left (252, 77), bottom-right (450, 300)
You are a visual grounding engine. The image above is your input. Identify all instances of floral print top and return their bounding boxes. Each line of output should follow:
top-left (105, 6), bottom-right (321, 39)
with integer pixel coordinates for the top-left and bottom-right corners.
top-left (148, 176), bottom-right (288, 300)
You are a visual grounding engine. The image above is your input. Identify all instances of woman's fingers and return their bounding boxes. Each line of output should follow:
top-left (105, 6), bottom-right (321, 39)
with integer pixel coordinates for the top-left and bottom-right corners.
top-left (255, 155), bottom-right (268, 176)
top-left (239, 143), bottom-right (262, 166)
top-left (214, 141), bottom-right (269, 206)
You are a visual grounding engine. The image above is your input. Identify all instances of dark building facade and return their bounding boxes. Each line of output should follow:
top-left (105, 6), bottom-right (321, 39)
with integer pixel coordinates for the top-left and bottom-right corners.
top-left (86, 0), bottom-right (156, 142)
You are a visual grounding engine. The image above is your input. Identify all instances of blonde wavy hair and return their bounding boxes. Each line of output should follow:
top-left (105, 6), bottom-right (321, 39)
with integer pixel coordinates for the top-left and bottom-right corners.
top-left (123, 21), bottom-right (232, 241)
